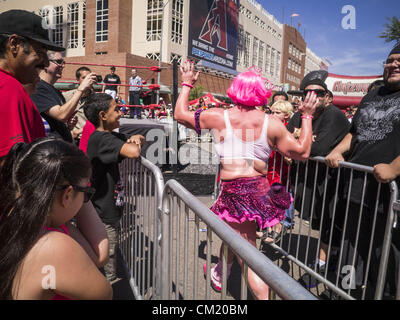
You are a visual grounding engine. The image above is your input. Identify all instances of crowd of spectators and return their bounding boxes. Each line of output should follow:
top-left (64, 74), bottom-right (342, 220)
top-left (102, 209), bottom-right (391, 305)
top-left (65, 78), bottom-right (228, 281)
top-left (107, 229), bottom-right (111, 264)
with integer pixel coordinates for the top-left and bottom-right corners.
top-left (1, 9), bottom-right (400, 301)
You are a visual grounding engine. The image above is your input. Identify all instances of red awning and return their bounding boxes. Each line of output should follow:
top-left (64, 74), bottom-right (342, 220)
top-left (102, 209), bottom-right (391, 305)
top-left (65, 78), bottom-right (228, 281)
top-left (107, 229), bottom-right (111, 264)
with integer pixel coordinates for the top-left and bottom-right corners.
top-left (332, 96), bottom-right (363, 109)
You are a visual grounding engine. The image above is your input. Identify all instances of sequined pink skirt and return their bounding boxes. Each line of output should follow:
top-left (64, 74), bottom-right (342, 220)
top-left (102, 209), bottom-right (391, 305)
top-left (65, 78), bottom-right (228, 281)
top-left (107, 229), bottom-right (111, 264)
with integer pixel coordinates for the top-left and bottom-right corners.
top-left (210, 176), bottom-right (290, 229)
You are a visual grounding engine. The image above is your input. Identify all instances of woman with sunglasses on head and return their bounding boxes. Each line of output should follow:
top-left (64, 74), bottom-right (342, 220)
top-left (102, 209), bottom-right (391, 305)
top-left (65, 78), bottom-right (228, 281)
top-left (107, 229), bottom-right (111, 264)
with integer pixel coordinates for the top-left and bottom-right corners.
top-left (175, 61), bottom-right (319, 300)
top-left (0, 138), bottom-right (112, 300)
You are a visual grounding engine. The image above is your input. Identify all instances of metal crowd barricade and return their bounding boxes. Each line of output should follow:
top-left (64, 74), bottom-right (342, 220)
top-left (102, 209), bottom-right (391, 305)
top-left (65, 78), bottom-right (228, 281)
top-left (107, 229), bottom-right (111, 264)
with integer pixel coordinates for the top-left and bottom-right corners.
top-left (118, 156), bottom-right (165, 300)
top-left (118, 156), bottom-right (315, 300)
top-left (160, 179), bottom-right (317, 300)
top-left (231, 152), bottom-right (400, 300)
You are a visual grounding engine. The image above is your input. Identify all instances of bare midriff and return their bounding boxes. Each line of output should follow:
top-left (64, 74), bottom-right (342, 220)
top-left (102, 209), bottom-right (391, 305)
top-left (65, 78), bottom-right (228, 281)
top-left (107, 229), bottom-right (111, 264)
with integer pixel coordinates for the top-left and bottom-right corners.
top-left (219, 158), bottom-right (267, 181)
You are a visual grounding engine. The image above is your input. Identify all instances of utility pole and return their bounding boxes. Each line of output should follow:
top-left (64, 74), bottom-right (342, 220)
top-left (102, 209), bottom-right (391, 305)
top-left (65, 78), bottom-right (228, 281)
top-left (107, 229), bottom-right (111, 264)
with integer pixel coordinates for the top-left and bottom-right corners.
top-left (171, 60), bottom-right (179, 174)
top-left (157, 0), bottom-right (171, 104)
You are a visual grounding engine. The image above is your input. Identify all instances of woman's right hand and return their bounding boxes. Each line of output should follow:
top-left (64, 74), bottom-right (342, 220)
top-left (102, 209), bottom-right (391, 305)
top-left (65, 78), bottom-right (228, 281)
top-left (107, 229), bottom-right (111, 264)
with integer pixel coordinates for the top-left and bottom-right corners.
top-left (298, 91), bottom-right (319, 116)
top-left (179, 60), bottom-right (199, 86)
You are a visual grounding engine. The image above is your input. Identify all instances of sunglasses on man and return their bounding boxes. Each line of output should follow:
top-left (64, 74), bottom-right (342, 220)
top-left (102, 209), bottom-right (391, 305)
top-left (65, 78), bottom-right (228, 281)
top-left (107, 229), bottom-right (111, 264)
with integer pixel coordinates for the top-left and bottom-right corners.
top-left (56, 185), bottom-right (96, 203)
top-left (302, 89), bottom-right (326, 98)
top-left (49, 59), bottom-right (66, 66)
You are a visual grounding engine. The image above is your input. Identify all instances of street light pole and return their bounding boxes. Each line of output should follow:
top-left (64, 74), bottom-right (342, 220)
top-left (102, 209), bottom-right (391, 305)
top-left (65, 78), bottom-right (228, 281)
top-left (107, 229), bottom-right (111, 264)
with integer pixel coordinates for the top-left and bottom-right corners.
top-left (157, 0), bottom-right (171, 104)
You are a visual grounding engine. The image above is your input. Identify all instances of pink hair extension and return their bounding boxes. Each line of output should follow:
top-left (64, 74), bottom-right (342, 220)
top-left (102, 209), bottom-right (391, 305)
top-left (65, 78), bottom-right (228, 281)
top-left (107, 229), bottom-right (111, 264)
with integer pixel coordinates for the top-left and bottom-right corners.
top-left (227, 71), bottom-right (272, 107)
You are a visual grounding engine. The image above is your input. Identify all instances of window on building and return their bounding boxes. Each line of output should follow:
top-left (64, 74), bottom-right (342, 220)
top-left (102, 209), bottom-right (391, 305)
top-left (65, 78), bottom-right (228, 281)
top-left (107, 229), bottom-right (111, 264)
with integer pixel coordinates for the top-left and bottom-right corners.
top-left (276, 51), bottom-right (280, 77)
top-left (170, 53), bottom-right (182, 64)
top-left (244, 32), bottom-right (251, 68)
top-left (245, 9), bottom-right (252, 19)
top-left (270, 48), bottom-right (275, 76)
top-left (67, 3), bottom-right (79, 49)
top-left (39, 6), bottom-right (64, 47)
top-left (171, 0), bottom-right (183, 44)
top-left (52, 6), bottom-right (64, 47)
top-left (265, 45), bottom-right (271, 74)
top-left (289, 43), bottom-right (292, 54)
top-left (146, 52), bottom-right (160, 60)
top-left (96, 0), bottom-right (109, 42)
top-left (82, 2), bottom-right (86, 47)
top-left (258, 41), bottom-right (264, 71)
top-left (252, 37), bottom-right (259, 67)
top-left (147, 0), bottom-right (163, 41)
top-left (288, 59), bottom-right (292, 71)
top-left (237, 25), bottom-right (244, 67)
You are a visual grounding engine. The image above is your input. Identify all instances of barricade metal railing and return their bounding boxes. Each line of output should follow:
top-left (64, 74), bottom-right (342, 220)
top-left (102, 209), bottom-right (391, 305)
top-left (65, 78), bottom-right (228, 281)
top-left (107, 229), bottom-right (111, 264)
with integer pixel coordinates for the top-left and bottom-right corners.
top-left (161, 179), bottom-right (317, 300)
top-left (118, 156), bottom-right (316, 300)
top-left (118, 156), bottom-right (165, 300)
top-left (213, 153), bottom-right (400, 300)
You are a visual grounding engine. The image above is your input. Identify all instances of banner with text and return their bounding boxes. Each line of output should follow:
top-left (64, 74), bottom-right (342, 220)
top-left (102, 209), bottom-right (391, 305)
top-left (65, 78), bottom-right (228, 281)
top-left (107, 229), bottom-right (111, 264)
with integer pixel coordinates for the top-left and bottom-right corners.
top-left (188, 0), bottom-right (239, 71)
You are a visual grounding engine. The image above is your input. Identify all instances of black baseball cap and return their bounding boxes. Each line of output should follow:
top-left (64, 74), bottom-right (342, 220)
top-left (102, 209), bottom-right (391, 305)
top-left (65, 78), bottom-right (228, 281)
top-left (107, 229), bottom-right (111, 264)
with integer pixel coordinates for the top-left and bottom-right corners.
top-left (300, 70), bottom-right (329, 91)
top-left (0, 10), bottom-right (65, 52)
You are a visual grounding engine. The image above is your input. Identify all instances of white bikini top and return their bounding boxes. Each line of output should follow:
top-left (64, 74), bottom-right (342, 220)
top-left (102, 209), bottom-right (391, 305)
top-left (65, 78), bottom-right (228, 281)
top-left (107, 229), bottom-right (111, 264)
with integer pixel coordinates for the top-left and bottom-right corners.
top-left (213, 110), bottom-right (273, 163)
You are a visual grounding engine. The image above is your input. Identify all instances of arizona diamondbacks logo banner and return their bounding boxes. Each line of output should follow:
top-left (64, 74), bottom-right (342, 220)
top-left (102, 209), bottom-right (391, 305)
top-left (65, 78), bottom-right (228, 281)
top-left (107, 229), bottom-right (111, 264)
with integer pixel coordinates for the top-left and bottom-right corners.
top-left (188, 0), bottom-right (239, 71)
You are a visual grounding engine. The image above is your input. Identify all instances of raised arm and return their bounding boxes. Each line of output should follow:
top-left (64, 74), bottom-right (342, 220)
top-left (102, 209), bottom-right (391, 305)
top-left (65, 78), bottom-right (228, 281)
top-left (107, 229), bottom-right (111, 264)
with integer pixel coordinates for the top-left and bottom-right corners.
top-left (269, 92), bottom-right (319, 161)
top-left (174, 61), bottom-right (200, 130)
top-left (48, 73), bottom-right (97, 122)
top-left (325, 132), bottom-right (353, 168)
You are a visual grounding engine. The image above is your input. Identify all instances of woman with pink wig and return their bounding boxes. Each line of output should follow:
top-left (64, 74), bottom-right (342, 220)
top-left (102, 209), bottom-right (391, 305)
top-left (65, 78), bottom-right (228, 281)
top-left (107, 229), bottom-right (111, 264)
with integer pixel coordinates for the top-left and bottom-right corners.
top-left (175, 61), bottom-right (318, 300)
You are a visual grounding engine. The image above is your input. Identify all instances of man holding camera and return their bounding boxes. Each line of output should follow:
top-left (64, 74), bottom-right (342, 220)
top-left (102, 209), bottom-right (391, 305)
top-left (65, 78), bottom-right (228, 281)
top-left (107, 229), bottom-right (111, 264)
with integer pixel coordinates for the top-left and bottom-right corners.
top-left (63, 66), bottom-right (97, 145)
top-left (31, 50), bottom-right (97, 143)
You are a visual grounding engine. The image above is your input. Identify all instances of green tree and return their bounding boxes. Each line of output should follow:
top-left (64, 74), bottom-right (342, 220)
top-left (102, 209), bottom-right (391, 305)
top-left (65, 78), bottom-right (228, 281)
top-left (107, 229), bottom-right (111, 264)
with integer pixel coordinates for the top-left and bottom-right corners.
top-left (380, 16), bottom-right (400, 43)
top-left (189, 85), bottom-right (205, 101)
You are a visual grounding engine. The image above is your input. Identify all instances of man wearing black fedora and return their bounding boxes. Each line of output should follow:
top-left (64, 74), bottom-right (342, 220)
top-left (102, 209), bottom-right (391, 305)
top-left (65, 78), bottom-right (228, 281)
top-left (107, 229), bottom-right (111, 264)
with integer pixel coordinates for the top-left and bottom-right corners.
top-left (0, 9), bottom-right (65, 160)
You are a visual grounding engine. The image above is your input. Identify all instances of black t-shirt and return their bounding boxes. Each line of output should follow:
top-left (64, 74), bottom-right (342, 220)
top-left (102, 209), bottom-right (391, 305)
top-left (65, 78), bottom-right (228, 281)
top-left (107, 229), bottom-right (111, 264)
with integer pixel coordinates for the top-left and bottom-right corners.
top-left (30, 80), bottom-right (73, 142)
top-left (104, 74), bottom-right (121, 92)
top-left (344, 86), bottom-right (400, 205)
top-left (87, 130), bottom-right (127, 225)
top-left (286, 105), bottom-right (350, 216)
top-left (287, 104), bottom-right (350, 157)
top-left (347, 86), bottom-right (400, 165)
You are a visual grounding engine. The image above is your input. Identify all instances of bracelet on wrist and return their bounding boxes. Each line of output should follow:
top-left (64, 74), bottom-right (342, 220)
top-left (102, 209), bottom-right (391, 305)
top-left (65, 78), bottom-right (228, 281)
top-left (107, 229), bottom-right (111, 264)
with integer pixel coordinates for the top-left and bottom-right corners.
top-left (301, 115), bottom-right (313, 119)
top-left (182, 82), bottom-right (194, 89)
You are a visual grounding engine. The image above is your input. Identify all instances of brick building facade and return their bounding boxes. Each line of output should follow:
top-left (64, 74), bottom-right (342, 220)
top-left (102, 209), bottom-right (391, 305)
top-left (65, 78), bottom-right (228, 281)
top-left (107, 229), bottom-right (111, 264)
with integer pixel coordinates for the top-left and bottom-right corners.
top-left (281, 24), bottom-right (306, 91)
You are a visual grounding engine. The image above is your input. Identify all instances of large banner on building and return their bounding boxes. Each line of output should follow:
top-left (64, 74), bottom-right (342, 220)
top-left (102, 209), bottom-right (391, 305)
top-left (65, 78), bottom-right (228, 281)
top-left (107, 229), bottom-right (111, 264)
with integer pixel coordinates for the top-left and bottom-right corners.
top-left (326, 73), bottom-right (383, 108)
top-left (188, 0), bottom-right (239, 71)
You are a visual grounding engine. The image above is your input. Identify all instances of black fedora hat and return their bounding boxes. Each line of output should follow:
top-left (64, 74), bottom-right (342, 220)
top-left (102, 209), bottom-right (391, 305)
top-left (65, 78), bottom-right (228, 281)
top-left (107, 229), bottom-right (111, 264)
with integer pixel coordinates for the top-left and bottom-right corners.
top-left (300, 70), bottom-right (329, 91)
top-left (0, 10), bottom-right (65, 52)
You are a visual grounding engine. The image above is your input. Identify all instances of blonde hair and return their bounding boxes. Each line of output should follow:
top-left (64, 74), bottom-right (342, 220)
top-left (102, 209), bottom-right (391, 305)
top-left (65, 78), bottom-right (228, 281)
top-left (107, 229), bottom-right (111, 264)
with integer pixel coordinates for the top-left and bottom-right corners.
top-left (271, 100), bottom-right (293, 118)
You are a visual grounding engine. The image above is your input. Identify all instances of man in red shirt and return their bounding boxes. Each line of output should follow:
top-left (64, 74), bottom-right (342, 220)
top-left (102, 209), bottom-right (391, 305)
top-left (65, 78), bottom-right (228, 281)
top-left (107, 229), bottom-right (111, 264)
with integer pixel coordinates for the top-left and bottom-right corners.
top-left (0, 10), bottom-right (65, 159)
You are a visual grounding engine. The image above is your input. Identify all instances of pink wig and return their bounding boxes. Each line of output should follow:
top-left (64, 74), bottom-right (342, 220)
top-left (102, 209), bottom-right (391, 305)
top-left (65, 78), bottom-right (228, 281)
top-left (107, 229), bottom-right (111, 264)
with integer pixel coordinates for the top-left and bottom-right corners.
top-left (227, 71), bottom-right (272, 107)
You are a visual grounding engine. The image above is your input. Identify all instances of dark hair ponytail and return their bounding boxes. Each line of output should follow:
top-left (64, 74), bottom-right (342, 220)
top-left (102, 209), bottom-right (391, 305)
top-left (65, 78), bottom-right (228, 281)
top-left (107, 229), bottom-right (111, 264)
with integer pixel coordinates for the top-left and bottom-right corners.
top-left (0, 138), bottom-right (91, 299)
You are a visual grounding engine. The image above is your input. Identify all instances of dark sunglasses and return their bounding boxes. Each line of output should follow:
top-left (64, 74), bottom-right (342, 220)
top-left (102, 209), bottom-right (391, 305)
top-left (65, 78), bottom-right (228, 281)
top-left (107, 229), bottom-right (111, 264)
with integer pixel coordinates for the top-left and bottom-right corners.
top-left (56, 185), bottom-right (96, 203)
top-left (384, 58), bottom-right (400, 66)
top-left (303, 89), bottom-right (326, 98)
top-left (50, 59), bottom-right (66, 66)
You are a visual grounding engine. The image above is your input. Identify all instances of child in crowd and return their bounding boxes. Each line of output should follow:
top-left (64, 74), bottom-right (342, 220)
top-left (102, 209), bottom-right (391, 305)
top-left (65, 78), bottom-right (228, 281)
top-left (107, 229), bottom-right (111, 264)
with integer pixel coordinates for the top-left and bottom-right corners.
top-left (84, 93), bottom-right (145, 283)
top-left (0, 138), bottom-right (112, 300)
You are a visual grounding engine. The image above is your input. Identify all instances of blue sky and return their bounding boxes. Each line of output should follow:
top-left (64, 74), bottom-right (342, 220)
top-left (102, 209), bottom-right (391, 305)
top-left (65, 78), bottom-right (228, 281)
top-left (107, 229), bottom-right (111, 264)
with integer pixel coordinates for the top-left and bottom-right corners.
top-left (258, 0), bottom-right (400, 76)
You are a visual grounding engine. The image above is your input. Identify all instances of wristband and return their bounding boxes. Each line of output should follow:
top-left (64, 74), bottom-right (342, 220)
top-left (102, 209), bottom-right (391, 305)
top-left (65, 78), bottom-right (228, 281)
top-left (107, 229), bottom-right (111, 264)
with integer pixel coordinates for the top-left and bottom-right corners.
top-left (182, 82), bottom-right (194, 89)
top-left (301, 115), bottom-right (313, 119)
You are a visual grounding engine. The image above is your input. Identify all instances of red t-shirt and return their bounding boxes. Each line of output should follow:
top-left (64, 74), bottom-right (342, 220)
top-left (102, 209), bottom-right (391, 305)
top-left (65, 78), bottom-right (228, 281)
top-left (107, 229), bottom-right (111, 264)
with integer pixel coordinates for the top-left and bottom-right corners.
top-left (79, 120), bottom-right (96, 155)
top-left (267, 122), bottom-right (289, 186)
top-left (0, 69), bottom-right (45, 157)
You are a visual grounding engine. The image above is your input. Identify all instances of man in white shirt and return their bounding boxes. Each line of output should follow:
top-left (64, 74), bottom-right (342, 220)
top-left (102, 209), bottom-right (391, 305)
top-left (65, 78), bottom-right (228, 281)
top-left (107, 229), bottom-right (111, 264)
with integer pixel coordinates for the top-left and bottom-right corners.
top-left (129, 69), bottom-right (143, 119)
